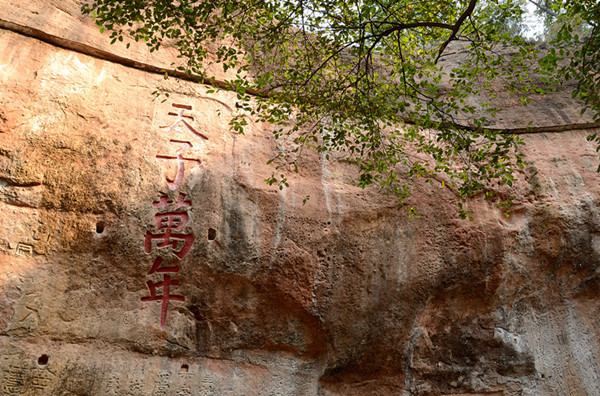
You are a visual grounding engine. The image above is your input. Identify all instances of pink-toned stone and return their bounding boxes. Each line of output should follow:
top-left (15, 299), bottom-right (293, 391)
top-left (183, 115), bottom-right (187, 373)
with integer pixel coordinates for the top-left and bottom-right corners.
top-left (0, 2), bottom-right (599, 395)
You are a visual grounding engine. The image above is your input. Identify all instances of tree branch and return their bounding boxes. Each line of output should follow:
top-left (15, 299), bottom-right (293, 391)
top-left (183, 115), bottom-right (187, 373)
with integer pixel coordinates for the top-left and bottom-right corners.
top-left (528, 0), bottom-right (559, 18)
top-left (435, 0), bottom-right (479, 62)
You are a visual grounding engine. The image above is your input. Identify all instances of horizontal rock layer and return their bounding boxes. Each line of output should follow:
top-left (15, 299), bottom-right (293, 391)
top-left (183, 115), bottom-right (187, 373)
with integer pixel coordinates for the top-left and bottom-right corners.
top-left (0, 2), bottom-right (599, 395)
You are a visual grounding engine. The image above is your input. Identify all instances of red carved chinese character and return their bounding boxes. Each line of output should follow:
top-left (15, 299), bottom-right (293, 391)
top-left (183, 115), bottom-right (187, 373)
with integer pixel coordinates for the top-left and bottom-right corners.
top-left (161, 103), bottom-right (209, 140)
top-left (148, 257), bottom-right (180, 274)
top-left (144, 212), bottom-right (194, 259)
top-left (155, 211), bottom-right (189, 230)
top-left (141, 274), bottom-right (185, 328)
top-left (156, 140), bottom-right (201, 191)
top-left (153, 193), bottom-right (192, 211)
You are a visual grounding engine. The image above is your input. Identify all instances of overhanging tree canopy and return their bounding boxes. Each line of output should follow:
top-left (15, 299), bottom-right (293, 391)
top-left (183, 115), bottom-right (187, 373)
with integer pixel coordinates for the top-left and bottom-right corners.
top-left (82, 0), bottom-right (600, 218)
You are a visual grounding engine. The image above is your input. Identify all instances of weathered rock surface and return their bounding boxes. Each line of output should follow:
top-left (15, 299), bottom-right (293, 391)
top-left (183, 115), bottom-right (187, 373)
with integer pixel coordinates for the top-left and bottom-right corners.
top-left (0, 2), bottom-right (599, 395)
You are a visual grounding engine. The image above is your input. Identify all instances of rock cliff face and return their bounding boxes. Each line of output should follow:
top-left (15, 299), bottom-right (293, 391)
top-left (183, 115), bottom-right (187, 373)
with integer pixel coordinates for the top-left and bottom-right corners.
top-left (1, 2), bottom-right (600, 395)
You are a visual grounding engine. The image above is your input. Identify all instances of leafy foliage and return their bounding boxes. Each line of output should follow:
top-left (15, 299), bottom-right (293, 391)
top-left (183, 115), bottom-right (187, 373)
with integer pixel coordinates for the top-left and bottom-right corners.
top-left (82, 0), bottom-right (599, 217)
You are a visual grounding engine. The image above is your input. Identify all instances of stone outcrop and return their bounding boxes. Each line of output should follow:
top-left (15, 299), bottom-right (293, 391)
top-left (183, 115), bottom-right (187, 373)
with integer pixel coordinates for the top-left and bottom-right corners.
top-left (0, 2), bottom-right (599, 395)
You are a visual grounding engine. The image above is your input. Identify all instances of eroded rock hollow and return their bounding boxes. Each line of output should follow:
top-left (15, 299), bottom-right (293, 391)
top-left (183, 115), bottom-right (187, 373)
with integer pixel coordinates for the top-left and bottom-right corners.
top-left (0, 1), bottom-right (599, 395)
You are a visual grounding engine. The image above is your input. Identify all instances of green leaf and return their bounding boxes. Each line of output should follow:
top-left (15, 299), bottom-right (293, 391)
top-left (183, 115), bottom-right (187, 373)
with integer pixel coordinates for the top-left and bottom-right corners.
top-left (82, 0), bottom-right (600, 218)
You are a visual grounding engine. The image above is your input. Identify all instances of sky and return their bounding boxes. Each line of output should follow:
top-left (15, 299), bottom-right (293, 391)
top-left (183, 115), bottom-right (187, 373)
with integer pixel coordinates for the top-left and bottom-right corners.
top-left (523, 1), bottom-right (547, 39)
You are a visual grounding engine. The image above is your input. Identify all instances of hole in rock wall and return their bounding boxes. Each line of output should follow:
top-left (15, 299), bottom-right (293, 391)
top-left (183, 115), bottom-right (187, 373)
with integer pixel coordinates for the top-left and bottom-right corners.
top-left (96, 221), bottom-right (105, 234)
top-left (208, 228), bottom-right (217, 241)
top-left (181, 364), bottom-right (189, 373)
top-left (38, 354), bottom-right (49, 366)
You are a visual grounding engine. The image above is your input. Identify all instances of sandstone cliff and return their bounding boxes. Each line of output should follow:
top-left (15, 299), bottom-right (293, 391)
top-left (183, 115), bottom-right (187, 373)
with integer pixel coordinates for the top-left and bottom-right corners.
top-left (0, 2), bottom-right (599, 395)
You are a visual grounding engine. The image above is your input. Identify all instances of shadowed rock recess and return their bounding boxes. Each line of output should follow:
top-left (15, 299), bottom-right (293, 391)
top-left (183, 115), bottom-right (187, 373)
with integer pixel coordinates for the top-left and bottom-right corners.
top-left (1, 2), bottom-right (600, 395)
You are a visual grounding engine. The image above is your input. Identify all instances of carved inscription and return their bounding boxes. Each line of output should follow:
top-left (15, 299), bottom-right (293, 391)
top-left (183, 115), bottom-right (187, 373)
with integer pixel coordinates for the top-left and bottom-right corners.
top-left (105, 375), bottom-right (121, 395)
top-left (200, 373), bottom-right (216, 396)
top-left (148, 370), bottom-right (199, 396)
top-left (0, 357), bottom-right (284, 395)
top-left (142, 193), bottom-right (194, 327)
top-left (529, 304), bottom-right (600, 395)
top-left (142, 103), bottom-right (206, 328)
top-left (176, 388), bottom-right (193, 396)
top-left (127, 378), bottom-right (144, 395)
top-left (15, 243), bottom-right (33, 257)
top-left (161, 104), bottom-right (209, 140)
top-left (31, 370), bottom-right (52, 391)
top-left (153, 372), bottom-right (171, 396)
top-left (156, 140), bottom-right (201, 191)
top-left (1, 364), bottom-right (26, 394)
top-left (144, 205), bottom-right (194, 260)
top-left (7, 295), bottom-right (41, 334)
top-left (0, 362), bottom-right (54, 395)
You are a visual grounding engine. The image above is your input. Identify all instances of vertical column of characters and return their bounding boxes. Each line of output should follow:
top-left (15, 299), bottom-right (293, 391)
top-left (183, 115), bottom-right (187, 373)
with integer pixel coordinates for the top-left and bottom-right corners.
top-left (142, 103), bottom-right (206, 328)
